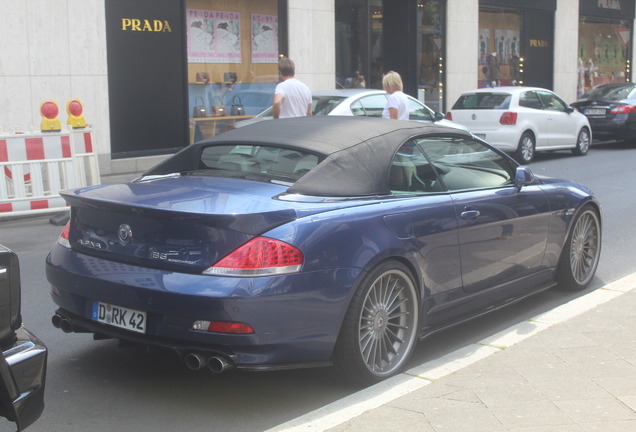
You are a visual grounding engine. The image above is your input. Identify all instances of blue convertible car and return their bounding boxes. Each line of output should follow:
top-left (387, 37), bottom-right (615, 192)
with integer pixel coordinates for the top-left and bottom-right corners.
top-left (46, 117), bottom-right (601, 384)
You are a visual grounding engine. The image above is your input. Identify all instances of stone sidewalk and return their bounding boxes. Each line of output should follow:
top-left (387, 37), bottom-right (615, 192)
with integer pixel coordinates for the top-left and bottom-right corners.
top-left (271, 275), bottom-right (636, 432)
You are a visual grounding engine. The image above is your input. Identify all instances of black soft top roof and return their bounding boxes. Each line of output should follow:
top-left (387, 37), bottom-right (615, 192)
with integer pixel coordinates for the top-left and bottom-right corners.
top-left (145, 116), bottom-right (471, 197)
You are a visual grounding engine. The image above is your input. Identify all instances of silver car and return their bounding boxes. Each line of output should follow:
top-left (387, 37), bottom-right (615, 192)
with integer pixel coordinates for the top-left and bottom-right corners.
top-left (234, 89), bottom-right (469, 131)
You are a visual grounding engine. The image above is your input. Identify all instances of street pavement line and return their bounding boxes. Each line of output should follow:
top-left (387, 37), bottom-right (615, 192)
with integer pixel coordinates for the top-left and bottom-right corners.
top-left (266, 272), bottom-right (636, 432)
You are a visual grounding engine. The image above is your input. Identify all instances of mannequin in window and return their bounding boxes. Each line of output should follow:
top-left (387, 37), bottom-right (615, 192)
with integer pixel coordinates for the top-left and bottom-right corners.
top-left (510, 55), bottom-right (521, 86)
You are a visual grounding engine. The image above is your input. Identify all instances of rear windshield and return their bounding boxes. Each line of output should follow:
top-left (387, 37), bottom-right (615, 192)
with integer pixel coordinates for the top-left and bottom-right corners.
top-left (197, 144), bottom-right (320, 182)
top-left (583, 85), bottom-right (636, 101)
top-left (452, 93), bottom-right (511, 110)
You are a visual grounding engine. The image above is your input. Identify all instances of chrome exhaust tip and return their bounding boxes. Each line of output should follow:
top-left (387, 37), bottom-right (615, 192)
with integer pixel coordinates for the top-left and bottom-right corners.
top-left (184, 353), bottom-right (208, 370)
top-left (208, 356), bottom-right (233, 373)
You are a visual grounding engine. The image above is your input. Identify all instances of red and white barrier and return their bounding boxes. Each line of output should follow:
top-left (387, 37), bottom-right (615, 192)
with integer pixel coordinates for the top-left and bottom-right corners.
top-left (0, 128), bottom-right (100, 218)
top-left (72, 129), bottom-right (100, 188)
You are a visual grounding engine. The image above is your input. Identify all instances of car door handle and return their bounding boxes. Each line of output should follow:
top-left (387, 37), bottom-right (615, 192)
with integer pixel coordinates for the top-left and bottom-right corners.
top-left (460, 210), bottom-right (480, 220)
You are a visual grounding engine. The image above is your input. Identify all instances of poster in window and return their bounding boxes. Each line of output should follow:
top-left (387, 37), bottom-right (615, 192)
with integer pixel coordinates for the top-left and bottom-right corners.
top-left (251, 14), bottom-right (278, 63)
top-left (494, 30), bottom-right (519, 66)
top-left (478, 29), bottom-right (490, 65)
top-left (187, 9), bottom-right (241, 63)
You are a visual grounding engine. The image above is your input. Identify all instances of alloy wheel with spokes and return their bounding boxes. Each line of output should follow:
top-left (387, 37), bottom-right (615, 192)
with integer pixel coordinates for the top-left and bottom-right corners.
top-left (557, 205), bottom-right (601, 290)
top-left (514, 132), bottom-right (535, 164)
top-left (333, 261), bottom-right (419, 384)
top-left (572, 128), bottom-right (591, 156)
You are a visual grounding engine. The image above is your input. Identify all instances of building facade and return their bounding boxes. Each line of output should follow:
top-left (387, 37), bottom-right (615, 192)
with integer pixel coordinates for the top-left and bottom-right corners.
top-left (0, 0), bottom-right (634, 176)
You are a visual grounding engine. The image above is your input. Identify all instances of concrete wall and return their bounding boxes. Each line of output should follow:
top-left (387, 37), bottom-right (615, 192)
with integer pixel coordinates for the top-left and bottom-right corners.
top-left (554, 0), bottom-right (580, 104)
top-left (0, 0), bottom-right (112, 167)
top-left (445, 0), bottom-right (479, 112)
top-left (288, 0), bottom-right (336, 92)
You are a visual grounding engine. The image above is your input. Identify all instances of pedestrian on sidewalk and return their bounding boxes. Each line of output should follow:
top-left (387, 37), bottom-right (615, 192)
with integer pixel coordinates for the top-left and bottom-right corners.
top-left (273, 57), bottom-right (312, 119)
top-left (382, 71), bottom-right (409, 120)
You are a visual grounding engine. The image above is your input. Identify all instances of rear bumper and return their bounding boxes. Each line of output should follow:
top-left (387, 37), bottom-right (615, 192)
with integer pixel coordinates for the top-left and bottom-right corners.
top-left (45, 245), bottom-right (361, 369)
top-left (1, 327), bottom-right (47, 431)
top-left (469, 128), bottom-right (520, 152)
top-left (587, 115), bottom-right (636, 142)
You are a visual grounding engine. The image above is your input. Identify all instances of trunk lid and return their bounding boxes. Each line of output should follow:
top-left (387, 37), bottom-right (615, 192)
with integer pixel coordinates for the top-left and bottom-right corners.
top-left (60, 175), bottom-right (353, 274)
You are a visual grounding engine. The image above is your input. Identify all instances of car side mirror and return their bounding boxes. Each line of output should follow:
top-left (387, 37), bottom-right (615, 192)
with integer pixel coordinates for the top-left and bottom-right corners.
top-left (565, 106), bottom-right (574, 114)
top-left (515, 166), bottom-right (535, 187)
top-left (434, 112), bottom-right (445, 121)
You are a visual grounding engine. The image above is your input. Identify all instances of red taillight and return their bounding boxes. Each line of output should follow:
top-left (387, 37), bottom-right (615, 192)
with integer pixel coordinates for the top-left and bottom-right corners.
top-left (609, 105), bottom-right (636, 114)
top-left (204, 237), bottom-right (303, 277)
top-left (446, 112), bottom-right (453, 121)
top-left (58, 222), bottom-right (71, 248)
top-left (500, 111), bottom-right (518, 125)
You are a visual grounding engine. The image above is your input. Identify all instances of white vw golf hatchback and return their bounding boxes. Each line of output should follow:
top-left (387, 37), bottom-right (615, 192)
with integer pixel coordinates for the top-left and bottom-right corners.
top-left (447, 87), bottom-right (591, 163)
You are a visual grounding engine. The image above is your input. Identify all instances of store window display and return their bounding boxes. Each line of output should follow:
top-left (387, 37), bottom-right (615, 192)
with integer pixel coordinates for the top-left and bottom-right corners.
top-left (416, 0), bottom-right (445, 113)
top-left (186, 0), bottom-right (280, 140)
top-left (578, 16), bottom-right (632, 98)
top-left (478, 8), bottom-right (521, 88)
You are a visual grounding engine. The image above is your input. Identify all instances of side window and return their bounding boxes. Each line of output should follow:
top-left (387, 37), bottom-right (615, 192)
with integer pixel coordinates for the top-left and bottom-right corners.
top-left (357, 94), bottom-right (388, 117)
top-left (519, 91), bottom-right (542, 110)
top-left (416, 137), bottom-right (515, 192)
top-left (408, 98), bottom-right (433, 121)
top-left (389, 140), bottom-right (443, 194)
top-left (537, 91), bottom-right (567, 111)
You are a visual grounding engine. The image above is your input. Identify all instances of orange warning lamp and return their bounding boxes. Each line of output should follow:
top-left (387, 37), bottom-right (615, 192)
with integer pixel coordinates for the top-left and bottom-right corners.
top-left (40, 100), bottom-right (62, 132)
top-left (66, 98), bottom-right (87, 128)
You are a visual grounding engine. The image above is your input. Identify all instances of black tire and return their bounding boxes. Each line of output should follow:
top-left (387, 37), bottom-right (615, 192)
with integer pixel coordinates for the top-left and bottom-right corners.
top-left (572, 128), bottom-right (591, 156)
top-left (513, 132), bottom-right (535, 164)
top-left (557, 205), bottom-right (601, 291)
top-left (333, 260), bottom-right (419, 385)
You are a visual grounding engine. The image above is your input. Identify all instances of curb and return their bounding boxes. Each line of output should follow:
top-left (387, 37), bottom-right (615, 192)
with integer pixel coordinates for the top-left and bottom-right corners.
top-left (266, 272), bottom-right (636, 432)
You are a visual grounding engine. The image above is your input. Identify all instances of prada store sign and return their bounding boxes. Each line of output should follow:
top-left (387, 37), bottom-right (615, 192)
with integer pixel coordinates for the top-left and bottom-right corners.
top-left (579, 0), bottom-right (635, 19)
top-left (121, 18), bottom-right (173, 32)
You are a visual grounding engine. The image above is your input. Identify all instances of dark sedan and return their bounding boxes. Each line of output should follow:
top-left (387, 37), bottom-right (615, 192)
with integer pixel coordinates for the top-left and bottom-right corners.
top-left (571, 82), bottom-right (636, 144)
top-left (46, 117), bottom-right (601, 384)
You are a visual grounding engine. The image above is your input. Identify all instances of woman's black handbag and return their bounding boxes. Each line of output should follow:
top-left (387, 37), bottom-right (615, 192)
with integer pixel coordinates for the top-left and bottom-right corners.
top-left (193, 96), bottom-right (208, 118)
top-left (230, 96), bottom-right (245, 116)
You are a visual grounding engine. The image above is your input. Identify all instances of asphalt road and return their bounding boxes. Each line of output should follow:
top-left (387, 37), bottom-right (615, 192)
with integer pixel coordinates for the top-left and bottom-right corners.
top-left (1, 142), bottom-right (635, 432)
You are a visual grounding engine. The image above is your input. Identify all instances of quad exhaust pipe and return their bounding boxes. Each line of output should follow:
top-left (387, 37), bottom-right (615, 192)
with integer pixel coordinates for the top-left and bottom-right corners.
top-left (184, 353), bottom-right (234, 373)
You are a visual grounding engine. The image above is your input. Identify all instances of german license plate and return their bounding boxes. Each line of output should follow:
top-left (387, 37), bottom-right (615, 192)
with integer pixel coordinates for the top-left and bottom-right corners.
top-left (584, 108), bottom-right (605, 115)
top-left (474, 133), bottom-right (486, 139)
top-left (92, 301), bottom-right (146, 334)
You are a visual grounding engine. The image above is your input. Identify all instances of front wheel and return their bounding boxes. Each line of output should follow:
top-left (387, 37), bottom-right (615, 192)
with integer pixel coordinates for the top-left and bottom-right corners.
top-left (514, 132), bottom-right (535, 164)
top-left (333, 261), bottom-right (419, 384)
top-left (557, 205), bottom-right (601, 291)
top-left (572, 128), bottom-right (591, 156)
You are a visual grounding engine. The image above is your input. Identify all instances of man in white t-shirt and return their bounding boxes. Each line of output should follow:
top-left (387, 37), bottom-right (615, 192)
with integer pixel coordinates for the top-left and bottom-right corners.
top-left (273, 57), bottom-right (312, 119)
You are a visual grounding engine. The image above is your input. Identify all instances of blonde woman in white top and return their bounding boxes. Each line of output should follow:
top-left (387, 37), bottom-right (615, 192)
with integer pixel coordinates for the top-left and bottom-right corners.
top-left (382, 71), bottom-right (409, 121)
